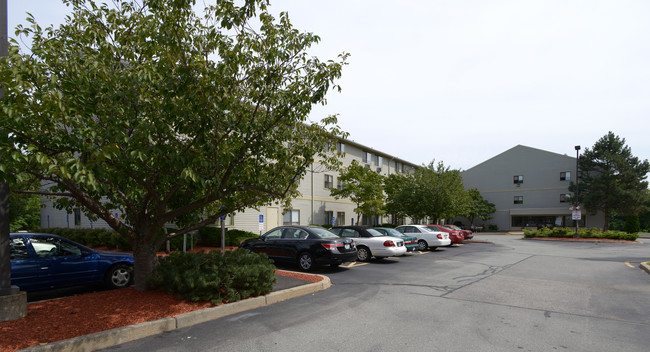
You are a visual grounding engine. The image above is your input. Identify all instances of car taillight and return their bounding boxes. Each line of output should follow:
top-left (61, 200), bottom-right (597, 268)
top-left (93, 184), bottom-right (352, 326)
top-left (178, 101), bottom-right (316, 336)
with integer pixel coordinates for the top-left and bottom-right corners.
top-left (321, 243), bottom-right (343, 250)
top-left (437, 234), bottom-right (442, 239)
top-left (383, 240), bottom-right (396, 247)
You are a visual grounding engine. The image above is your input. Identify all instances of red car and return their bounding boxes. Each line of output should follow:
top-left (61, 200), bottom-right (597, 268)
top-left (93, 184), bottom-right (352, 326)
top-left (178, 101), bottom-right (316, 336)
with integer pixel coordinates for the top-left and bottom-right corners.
top-left (426, 224), bottom-right (464, 244)
top-left (446, 224), bottom-right (474, 240)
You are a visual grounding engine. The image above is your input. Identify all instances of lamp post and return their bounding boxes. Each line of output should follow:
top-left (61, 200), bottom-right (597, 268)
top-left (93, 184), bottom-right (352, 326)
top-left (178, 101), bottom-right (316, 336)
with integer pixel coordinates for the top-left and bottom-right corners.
top-left (573, 145), bottom-right (581, 238)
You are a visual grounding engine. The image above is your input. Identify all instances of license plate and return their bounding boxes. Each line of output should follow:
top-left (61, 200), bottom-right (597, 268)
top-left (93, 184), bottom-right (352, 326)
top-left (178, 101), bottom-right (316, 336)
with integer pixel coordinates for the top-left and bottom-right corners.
top-left (345, 244), bottom-right (350, 249)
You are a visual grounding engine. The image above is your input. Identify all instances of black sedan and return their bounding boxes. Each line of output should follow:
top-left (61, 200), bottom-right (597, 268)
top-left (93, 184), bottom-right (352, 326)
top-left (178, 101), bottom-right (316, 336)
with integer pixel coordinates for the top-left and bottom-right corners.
top-left (10, 232), bottom-right (134, 292)
top-left (239, 226), bottom-right (357, 271)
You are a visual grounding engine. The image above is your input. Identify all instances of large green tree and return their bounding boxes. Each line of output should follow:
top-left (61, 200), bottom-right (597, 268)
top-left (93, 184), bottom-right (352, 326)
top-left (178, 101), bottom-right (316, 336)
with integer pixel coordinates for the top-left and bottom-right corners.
top-left (384, 161), bottom-right (470, 223)
top-left (570, 132), bottom-right (650, 230)
top-left (463, 188), bottom-right (495, 226)
top-left (329, 160), bottom-right (385, 224)
top-left (0, 0), bottom-right (347, 290)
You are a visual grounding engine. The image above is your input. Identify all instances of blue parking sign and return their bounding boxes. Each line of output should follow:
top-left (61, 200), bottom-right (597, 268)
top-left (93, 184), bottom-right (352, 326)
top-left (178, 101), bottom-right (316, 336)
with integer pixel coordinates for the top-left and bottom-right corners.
top-left (259, 214), bottom-right (264, 223)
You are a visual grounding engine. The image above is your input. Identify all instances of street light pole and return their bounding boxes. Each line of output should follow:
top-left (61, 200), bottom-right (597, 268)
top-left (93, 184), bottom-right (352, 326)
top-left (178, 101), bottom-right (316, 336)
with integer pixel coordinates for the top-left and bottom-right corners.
top-left (574, 145), bottom-right (581, 238)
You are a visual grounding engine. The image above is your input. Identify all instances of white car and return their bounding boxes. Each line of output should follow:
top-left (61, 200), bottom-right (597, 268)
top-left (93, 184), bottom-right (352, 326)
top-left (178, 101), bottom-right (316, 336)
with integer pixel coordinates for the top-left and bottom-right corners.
top-left (330, 226), bottom-right (407, 261)
top-left (395, 225), bottom-right (451, 250)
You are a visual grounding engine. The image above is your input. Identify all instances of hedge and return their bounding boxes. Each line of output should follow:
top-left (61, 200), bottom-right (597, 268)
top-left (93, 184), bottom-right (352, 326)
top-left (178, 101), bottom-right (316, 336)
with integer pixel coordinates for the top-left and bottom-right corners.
top-left (523, 227), bottom-right (638, 241)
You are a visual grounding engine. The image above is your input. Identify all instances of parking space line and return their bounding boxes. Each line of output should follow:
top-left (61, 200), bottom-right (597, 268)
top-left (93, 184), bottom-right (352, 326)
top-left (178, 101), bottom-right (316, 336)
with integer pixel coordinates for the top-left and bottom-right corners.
top-left (341, 262), bottom-right (369, 268)
top-left (625, 261), bottom-right (635, 268)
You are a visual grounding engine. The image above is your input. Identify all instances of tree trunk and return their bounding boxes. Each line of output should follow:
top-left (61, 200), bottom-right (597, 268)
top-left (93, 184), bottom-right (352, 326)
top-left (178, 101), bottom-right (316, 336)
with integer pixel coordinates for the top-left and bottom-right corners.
top-left (132, 236), bottom-right (158, 291)
top-left (603, 211), bottom-right (610, 231)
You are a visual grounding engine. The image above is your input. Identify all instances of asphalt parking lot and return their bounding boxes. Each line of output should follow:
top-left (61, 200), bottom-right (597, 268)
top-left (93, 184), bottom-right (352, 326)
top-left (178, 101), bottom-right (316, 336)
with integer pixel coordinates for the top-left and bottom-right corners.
top-left (103, 234), bottom-right (650, 352)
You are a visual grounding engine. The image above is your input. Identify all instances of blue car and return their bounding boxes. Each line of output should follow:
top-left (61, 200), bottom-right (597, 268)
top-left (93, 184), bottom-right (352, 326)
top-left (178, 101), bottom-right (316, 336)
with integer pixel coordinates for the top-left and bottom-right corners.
top-left (9, 232), bottom-right (134, 292)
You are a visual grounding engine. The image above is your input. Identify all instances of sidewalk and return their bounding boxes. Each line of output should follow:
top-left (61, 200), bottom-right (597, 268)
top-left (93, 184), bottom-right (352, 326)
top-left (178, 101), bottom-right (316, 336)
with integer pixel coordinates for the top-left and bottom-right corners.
top-left (17, 272), bottom-right (329, 352)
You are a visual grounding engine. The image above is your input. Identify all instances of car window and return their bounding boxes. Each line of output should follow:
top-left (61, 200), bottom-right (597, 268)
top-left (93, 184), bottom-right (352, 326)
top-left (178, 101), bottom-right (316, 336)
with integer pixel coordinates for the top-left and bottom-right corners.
top-left (421, 227), bottom-right (437, 232)
top-left (10, 238), bottom-right (30, 260)
top-left (402, 226), bottom-right (415, 233)
top-left (30, 237), bottom-right (82, 258)
top-left (385, 228), bottom-right (405, 237)
top-left (339, 229), bottom-right (359, 238)
top-left (374, 228), bottom-right (387, 235)
top-left (310, 227), bottom-right (340, 239)
top-left (264, 229), bottom-right (282, 240)
top-left (366, 229), bottom-right (384, 237)
top-left (281, 229), bottom-right (300, 239)
top-left (329, 228), bottom-right (341, 236)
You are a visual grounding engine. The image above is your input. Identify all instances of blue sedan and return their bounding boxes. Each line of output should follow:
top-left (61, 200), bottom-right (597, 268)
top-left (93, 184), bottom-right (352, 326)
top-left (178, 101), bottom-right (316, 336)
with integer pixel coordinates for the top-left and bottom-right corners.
top-left (9, 232), bottom-right (134, 292)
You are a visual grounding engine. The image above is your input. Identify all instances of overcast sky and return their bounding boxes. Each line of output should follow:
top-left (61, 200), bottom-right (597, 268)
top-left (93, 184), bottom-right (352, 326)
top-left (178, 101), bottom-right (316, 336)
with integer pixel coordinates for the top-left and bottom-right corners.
top-left (8, 0), bottom-right (650, 170)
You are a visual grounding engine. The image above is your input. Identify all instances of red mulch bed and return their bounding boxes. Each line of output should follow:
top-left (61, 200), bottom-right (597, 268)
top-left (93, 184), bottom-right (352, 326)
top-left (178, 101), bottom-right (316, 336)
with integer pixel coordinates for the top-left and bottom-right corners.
top-left (0, 251), bottom-right (321, 352)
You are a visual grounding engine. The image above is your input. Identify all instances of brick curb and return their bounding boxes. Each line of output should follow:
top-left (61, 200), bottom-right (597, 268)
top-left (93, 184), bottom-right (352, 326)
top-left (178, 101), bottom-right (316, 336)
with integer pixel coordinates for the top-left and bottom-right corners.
top-left (19, 273), bottom-right (331, 352)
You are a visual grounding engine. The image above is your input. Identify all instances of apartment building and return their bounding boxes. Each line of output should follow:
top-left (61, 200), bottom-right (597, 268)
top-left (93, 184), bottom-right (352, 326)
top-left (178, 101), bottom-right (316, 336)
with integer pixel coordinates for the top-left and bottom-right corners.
top-left (39, 137), bottom-right (418, 234)
top-left (460, 145), bottom-right (605, 231)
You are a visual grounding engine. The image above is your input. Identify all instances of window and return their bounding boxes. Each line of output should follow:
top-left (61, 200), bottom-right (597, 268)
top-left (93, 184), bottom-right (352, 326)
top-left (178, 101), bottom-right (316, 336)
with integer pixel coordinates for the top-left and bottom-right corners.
top-left (513, 175), bottom-right (524, 185)
top-left (283, 209), bottom-right (300, 225)
top-left (337, 142), bottom-right (345, 153)
top-left (376, 155), bottom-right (383, 167)
top-left (324, 174), bottom-right (334, 188)
top-left (337, 179), bottom-right (344, 191)
top-left (73, 208), bottom-right (81, 226)
top-left (560, 171), bottom-right (571, 181)
top-left (395, 162), bottom-right (402, 173)
top-left (560, 194), bottom-right (571, 203)
top-left (324, 211), bottom-right (334, 226)
top-left (514, 196), bottom-right (524, 204)
top-left (336, 212), bottom-right (345, 226)
top-left (362, 151), bottom-right (371, 163)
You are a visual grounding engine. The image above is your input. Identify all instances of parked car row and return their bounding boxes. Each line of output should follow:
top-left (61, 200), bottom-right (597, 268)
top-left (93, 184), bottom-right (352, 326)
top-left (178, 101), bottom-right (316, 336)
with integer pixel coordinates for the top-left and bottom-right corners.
top-left (240, 224), bottom-right (473, 271)
top-left (8, 224), bottom-right (474, 292)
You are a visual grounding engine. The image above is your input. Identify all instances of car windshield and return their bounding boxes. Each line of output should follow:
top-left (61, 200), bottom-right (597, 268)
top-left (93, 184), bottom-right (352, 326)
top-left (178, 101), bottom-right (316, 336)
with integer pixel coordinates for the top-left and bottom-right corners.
top-left (310, 227), bottom-right (341, 239)
top-left (366, 228), bottom-right (385, 237)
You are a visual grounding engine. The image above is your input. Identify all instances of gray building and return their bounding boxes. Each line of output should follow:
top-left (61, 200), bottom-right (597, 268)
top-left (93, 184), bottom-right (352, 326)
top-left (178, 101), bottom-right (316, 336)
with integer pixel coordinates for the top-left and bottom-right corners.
top-left (461, 145), bottom-right (605, 231)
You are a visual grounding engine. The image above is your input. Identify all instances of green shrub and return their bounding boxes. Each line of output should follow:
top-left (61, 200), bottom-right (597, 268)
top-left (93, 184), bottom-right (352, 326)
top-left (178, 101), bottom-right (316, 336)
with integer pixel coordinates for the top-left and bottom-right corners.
top-left (148, 249), bottom-right (276, 304)
top-left (486, 224), bottom-right (498, 231)
top-left (624, 215), bottom-right (641, 234)
top-left (523, 227), bottom-right (638, 241)
top-left (198, 227), bottom-right (258, 247)
top-left (378, 223), bottom-right (396, 228)
top-left (225, 229), bottom-right (259, 246)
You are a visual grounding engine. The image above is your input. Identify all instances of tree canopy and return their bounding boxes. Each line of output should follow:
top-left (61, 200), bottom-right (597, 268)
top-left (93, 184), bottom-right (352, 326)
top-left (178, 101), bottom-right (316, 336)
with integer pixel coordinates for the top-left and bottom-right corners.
top-left (384, 161), bottom-right (470, 223)
top-left (464, 188), bottom-right (495, 226)
top-left (329, 160), bottom-right (385, 224)
top-left (570, 132), bottom-right (650, 230)
top-left (0, 0), bottom-right (347, 289)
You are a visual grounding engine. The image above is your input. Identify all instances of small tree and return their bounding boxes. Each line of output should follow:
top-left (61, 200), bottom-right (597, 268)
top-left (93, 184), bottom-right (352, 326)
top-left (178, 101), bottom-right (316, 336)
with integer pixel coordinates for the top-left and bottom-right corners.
top-left (464, 188), bottom-right (495, 226)
top-left (0, 0), bottom-right (347, 290)
top-left (329, 160), bottom-right (385, 224)
top-left (570, 132), bottom-right (650, 230)
top-left (384, 161), bottom-right (470, 223)
top-left (623, 215), bottom-right (640, 234)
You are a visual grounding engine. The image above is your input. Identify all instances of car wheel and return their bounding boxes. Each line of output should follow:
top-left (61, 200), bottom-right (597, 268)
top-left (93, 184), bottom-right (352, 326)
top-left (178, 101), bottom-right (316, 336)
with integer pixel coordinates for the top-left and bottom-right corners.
top-left (417, 240), bottom-right (428, 251)
top-left (298, 252), bottom-right (314, 271)
top-left (357, 246), bottom-right (371, 262)
top-left (105, 264), bottom-right (132, 289)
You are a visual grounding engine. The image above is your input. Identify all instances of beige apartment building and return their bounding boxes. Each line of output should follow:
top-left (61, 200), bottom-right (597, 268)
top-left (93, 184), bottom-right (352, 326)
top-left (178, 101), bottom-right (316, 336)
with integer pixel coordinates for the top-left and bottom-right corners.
top-left (39, 137), bottom-right (419, 235)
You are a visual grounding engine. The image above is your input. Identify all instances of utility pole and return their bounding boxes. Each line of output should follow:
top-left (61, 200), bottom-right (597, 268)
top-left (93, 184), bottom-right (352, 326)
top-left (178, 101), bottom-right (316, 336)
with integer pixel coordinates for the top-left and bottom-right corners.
top-left (573, 145), bottom-right (581, 238)
top-left (1, 0), bottom-right (27, 322)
